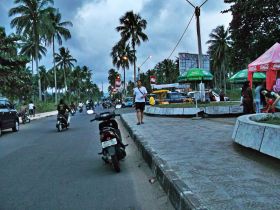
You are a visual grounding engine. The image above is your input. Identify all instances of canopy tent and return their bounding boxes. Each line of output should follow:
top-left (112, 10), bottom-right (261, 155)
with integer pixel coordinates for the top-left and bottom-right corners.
top-left (177, 68), bottom-right (213, 82)
top-left (229, 69), bottom-right (266, 84)
top-left (248, 42), bottom-right (280, 90)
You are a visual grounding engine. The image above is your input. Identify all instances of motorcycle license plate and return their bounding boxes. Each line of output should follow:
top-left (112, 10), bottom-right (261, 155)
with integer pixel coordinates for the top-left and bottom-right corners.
top-left (101, 138), bottom-right (117, 148)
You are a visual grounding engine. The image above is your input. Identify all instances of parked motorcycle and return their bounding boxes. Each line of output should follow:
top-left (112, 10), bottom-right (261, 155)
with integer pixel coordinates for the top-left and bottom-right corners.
top-left (90, 112), bottom-right (127, 172)
top-left (20, 111), bottom-right (31, 124)
top-left (56, 113), bottom-right (70, 132)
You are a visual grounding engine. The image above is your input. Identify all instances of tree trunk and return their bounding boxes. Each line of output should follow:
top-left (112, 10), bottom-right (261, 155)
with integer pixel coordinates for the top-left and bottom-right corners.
top-left (133, 47), bottom-right (136, 85)
top-left (64, 67), bottom-right (67, 91)
top-left (34, 26), bottom-right (42, 101)
top-left (53, 36), bottom-right (58, 104)
top-left (35, 47), bottom-right (42, 101)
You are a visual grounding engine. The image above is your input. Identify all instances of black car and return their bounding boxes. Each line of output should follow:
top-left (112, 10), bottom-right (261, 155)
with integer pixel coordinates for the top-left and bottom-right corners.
top-left (0, 97), bottom-right (19, 136)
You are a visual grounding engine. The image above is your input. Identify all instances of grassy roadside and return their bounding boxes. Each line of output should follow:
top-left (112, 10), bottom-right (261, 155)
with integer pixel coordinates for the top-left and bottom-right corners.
top-left (259, 118), bottom-right (280, 125)
top-left (34, 102), bottom-right (57, 113)
top-left (156, 101), bottom-right (240, 108)
top-left (16, 102), bottom-right (57, 114)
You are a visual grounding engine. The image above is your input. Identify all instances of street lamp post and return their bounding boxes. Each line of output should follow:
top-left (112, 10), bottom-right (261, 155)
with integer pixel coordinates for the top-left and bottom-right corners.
top-left (137, 55), bottom-right (152, 80)
top-left (122, 56), bottom-right (128, 96)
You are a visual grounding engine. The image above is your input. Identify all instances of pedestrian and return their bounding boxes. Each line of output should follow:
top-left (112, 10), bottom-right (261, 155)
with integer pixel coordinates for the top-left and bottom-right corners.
top-left (254, 82), bottom-right (263, 113)
top-left (261, 90), bottom-right (280, 113)
top-left (219, 90), bottom-right (225, 101)
top-left (133, 80), bottom-right (147, 125)
top-left (241, 81), bottom-right (254, 114)
top-left (28, 101), bottom-right (35, 117)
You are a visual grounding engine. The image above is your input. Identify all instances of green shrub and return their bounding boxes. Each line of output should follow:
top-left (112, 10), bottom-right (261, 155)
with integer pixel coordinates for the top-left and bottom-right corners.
top-left (34, 102), bottom-right (57, 113)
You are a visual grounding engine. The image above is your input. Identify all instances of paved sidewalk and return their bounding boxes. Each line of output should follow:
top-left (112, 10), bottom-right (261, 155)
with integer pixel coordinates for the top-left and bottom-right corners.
top-left (121, 113), bottom-right (280, 210)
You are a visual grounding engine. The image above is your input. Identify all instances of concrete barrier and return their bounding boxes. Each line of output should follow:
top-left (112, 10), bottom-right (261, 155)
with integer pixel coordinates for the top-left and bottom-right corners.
top-left (233, 113), bottom-right (280, 159)
top-left (145, 104), bottom-right (243, 116)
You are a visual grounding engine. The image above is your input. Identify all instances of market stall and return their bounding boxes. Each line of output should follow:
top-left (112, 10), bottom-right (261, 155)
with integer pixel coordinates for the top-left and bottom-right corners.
top-left (248, 42), bottom-right (280, 90)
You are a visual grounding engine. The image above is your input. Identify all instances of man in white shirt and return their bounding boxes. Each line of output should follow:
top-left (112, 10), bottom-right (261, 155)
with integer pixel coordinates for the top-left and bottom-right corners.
top-left (133, 80), bottom-right (147, 125)
top-left (28, 101), bottom-right (35, 117)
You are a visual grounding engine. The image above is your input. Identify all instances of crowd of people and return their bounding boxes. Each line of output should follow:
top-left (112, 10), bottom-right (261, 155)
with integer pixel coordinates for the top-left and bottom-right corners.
top-left (241, 80), bottom-right (280, 114)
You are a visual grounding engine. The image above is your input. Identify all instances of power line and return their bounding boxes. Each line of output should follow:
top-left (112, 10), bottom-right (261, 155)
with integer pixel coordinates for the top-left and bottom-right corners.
top-left (167, 12), bottom-right (195, 60)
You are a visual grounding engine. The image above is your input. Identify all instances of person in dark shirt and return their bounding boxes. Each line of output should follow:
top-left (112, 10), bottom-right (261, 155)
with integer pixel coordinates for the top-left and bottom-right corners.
top-left (241, 81), bottom-right (254, 114)
top-left (57, 99), bottom-right (70, 124)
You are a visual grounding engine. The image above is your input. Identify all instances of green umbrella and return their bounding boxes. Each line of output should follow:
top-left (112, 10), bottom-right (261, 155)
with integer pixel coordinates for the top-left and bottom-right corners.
top-left (177, 68), bottom-right (213, 82)
top-left (228, 69), bottom-right (266, 84)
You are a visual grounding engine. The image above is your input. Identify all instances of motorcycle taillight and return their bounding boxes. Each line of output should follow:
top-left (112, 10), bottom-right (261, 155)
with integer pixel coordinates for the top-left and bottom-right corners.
top-left (101, 131), bottom-right (115, 140)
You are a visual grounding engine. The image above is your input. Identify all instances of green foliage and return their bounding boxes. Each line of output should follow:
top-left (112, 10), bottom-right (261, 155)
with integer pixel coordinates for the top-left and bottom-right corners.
top-left (34, 101), bottom-right (57, 113)
top-left (116, 11), bottom-right (148, 83)
top-left (154, 59), bottom-right (179, 84)
top-left (226, 88), bottom-right (241, 101)
top-left (207, 25), bottom-right (231, 91)
top-left (0, 27), bottom-right (31, 101)
top-left (223, 0), bottom-right (280, 70)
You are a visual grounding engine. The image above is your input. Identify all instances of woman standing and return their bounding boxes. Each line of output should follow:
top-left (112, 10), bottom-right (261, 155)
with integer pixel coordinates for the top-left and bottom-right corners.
top-left (241, 81), bottom-right (254, 114)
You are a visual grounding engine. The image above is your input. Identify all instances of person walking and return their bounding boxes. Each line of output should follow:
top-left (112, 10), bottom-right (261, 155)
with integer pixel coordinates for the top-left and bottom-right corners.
top-left (255, 83), bottom-right (263, 113)
top-left (241, 81), bottom-right (254, 114)
top-left (28, 101), bottom-right (35, 117)
top-left (133, 80), bottom-right (147, 125)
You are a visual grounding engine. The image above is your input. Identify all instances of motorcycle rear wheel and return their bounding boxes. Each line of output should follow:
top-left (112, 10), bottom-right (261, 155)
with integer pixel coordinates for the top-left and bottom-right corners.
top-left (111, 155), bottom-right (120, 172)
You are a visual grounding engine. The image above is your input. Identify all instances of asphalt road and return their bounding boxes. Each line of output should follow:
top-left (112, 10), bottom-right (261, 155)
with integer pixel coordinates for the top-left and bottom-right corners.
top-left (0, 107), bottom-right (173, 210)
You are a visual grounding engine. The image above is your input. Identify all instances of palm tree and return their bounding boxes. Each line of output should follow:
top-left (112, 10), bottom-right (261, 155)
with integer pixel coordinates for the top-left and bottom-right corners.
top-left (207, 25), bottom-right (231, 92)
top-left (108, 68), bottom-right (118, 90)
top-left (39, 65), bottom-right (50, 101)
top-left (55, 47), bottom-right (77, 91)
top-left (46, 9), bottom-right (72, 104)
top-left (9, 0), bottom-right (55, 101)
top-left (20, 35), bottom-right (47, 74)
top-left (111, 41), bottom-right (134, 95)
top-left (116, 11), bottom-right (148, 84)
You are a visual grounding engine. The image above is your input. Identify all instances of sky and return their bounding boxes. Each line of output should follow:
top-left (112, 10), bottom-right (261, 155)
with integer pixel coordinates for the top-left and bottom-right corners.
top-left (0, 0), bottom-right (232, 91)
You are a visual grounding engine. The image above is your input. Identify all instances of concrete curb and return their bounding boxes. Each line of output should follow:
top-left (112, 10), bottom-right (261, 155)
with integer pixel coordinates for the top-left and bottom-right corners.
top-left (120, 115), bottom-right (207, 210)
top-left (233, 113), bottom-right (280, 159)
top-left (19, 111), bottom-right (57, 124)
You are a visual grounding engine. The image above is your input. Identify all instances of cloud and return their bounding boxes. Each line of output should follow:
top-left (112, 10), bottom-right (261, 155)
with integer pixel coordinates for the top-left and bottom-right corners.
top-left (0, 0), bottom-right (232, 91)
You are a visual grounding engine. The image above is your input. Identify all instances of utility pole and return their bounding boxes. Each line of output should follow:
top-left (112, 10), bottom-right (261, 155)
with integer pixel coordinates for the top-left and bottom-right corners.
top-left (138, 55), bottom-right (152, 80)
top-left (186, 0), bottom-right (208, 69)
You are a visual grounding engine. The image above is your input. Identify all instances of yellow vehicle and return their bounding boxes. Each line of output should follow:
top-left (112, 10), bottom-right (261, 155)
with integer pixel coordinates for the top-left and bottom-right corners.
top-left (151, 90), bottom-right (169, 104)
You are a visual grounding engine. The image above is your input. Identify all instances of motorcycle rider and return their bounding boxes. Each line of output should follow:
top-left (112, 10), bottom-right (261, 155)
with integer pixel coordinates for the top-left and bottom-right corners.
top-left (57, 99), bottom-right (70, 125)
top-left (70, 101), bottom-right (76, 110)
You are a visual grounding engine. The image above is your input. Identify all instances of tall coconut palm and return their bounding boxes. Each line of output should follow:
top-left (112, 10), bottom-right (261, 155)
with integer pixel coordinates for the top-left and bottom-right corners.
top-left (116, 11), bottom-right (148, 84)
top-left (20, 35), bottom-right (47, 74)
top-left (111, 41), bottom-right (134, 95)
top-left (55, 47), bottom-right (77, 91)
top-left (46, 9), bottom-right (72, 104)
top-left (207, 25), bottom-right (231, 92)
top-left (39, 65), bottom-right (50, 101)
top-left (108, 68), bottom-right (118, 89)
top-left (9, 0), bottom-right (54, 101)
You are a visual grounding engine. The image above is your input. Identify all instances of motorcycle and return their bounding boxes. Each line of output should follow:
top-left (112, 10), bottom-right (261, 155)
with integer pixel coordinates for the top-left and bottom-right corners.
top-left (20, 111), bottom-right (31, 124)
top-left (90, 112), bottom-right (127, 172)
top-left (70, 108), bottom-right (76, 116)
top-left (78, 106), bottom-right (83, 113)
top-left (56, 113), bottom-right (70, 132)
